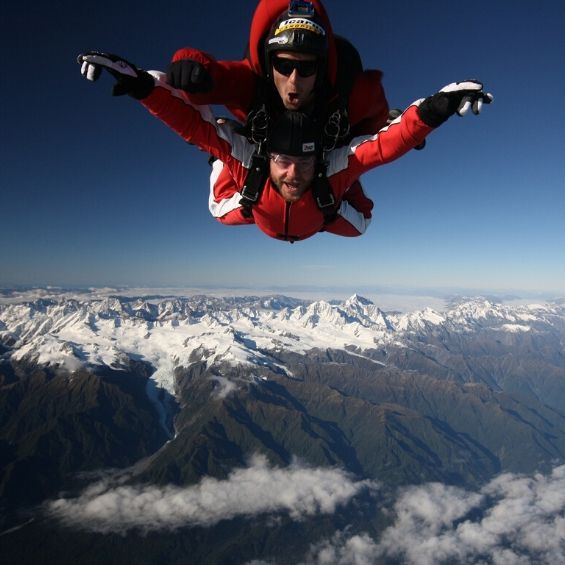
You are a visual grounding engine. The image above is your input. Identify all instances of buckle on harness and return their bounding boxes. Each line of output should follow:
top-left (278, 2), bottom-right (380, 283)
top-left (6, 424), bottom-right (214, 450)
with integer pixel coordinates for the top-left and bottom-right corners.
top-left (314, 166), bottom-right (335, 209)
top-left (241, 181), bottom-right (261, 203)
top-left (316, 192), bottom-right (335, 209)
top-left (240, 150), bottom-right (269, 214)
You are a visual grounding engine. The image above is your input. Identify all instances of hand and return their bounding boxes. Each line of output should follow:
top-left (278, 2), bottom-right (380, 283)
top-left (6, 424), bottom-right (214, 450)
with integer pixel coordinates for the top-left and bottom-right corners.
top-left (418, 80), bottom-right (493, 127)
top-left (77, 51), bottom-right (154, 99)
top-left (167, 59), bottom-right (212, 93)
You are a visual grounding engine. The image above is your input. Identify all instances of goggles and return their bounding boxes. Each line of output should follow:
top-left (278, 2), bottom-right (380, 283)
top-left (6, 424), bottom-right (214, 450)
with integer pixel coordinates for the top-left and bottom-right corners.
top-left (270, 153), bottom-right (316, 171)
top-left (272, 56), bottom-right (318, 78)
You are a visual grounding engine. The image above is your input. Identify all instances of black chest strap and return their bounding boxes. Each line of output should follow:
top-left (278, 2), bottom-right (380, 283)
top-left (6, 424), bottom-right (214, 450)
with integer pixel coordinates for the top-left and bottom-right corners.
top-left (239, 105), bottom-right (271, 218)
top-left (240, 150), bottom-right (270, 218)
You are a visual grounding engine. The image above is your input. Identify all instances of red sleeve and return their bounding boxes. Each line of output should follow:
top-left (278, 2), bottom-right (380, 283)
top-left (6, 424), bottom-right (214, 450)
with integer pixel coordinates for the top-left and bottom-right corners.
top-left (329, 104), bottom-right (434, 196)
top-left (140, 79), bottom-right (249, 185)
top-left (351, 105), bottom-right (432, 171)
top-left (171, 47), bottom-right (258, 122)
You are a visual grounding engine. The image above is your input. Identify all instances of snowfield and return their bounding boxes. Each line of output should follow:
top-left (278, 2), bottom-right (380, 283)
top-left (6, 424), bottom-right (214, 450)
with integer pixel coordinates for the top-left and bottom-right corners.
top-left (1, 291), bottom-right (563, 396)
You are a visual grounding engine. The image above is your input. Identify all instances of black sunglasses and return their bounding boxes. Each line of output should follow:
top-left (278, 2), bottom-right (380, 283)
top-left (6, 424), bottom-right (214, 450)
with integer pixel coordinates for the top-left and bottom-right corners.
top-left (272, 57), bottom-right (318, 78)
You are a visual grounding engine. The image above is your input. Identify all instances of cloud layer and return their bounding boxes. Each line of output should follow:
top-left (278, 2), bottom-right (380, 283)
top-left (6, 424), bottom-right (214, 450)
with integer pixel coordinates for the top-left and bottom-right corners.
top-left (306, 465), bottom-right (565, 564)
top-left (44, 461), bottom-right (565, 563)
top-left (46, 455), bottom-right (376, 533)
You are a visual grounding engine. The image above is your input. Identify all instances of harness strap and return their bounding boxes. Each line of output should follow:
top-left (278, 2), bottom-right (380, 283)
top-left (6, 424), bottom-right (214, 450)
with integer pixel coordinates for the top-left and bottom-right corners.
top-left (240, 149), bottom-right (270, 218)
top-left (312, 160), bottom-right (337, 225)
top-left (239, 105), bottom-right (271, 218)
top-left (238, 104), bottom-right (338, 225)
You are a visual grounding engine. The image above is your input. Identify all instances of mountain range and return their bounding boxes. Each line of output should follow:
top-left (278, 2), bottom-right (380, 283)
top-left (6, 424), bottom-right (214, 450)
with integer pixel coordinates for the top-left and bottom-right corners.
top-left (1, 291), bottom-right (564, 564)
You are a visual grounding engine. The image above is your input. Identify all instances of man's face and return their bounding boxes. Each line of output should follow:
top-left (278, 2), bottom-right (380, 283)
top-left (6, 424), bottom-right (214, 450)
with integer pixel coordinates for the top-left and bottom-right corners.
top-left (269, 153), bottom-right (316, 203)
top-left (272, 51), bottom-right (318, 110)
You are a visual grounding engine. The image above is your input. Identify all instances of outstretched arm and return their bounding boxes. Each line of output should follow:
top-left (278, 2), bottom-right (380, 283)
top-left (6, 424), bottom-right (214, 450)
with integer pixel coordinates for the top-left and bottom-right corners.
top-left (78, 51), bottom-right (155, 98)
top-left (330, 80), bottom-right (493, 181)
top-left (77, 51), bottom-right (254, 177)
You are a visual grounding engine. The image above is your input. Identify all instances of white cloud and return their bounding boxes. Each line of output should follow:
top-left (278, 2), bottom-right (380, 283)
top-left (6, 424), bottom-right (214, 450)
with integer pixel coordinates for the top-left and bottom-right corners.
top-left (305, 465), bottom-right (565, 565)
top-left (304, 531), bottom-right (380, 565)
top-left (46, 455), bottom-right (376, 533)
top-left (40, 463), bottom-right (565, 562)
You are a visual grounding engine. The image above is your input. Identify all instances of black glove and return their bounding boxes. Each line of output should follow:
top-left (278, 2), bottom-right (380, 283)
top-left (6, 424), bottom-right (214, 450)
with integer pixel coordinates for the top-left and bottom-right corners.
top-left (77, 51), bottom-right (155, 100)
top-left (167, 59), bottom-right (212, 93)
top-left (418, 80), bottom-right (493, 127)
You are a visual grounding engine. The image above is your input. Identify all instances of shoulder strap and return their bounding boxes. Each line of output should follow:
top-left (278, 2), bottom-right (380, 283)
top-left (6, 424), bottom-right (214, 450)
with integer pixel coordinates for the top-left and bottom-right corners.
top-left (311, 160), bottom-right (337, 225)
top-left (238, 102), bottom-right (272, 218)
top-left (239, 148), bottom-right (270, 218)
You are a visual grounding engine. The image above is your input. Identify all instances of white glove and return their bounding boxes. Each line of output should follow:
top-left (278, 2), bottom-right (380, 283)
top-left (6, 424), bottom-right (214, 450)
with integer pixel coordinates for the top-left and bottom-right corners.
top-left (77, 51), bottom-right (154, 99)
top-left (418, 80), bottom-right (493, 127)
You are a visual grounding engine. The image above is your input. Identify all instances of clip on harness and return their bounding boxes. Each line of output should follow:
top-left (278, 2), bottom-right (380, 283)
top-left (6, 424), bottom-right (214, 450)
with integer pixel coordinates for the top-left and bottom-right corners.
top-left (239, 105), bottom-right (270, 218)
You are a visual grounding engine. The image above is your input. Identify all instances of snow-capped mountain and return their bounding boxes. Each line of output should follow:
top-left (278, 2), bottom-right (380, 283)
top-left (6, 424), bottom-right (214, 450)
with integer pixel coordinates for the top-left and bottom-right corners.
top-left (1, 293), bottom-right (563, 397)
top-left (2, 291), bottom-right (565, 564)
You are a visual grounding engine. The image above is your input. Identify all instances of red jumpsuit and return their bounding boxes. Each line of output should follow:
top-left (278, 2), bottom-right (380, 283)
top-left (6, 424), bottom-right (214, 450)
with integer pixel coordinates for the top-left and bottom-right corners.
top-left (141, 74), bottom-right (433, 242)
top-left (170, 0), bottom-right (390, 236)
top-left (173, 0), bottom-right (388, 132)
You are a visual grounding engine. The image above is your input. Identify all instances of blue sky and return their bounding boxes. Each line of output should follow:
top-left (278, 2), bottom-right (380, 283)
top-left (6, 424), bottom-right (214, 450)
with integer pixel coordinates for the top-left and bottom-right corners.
top-left (2, 0), bottom-right (564, 296)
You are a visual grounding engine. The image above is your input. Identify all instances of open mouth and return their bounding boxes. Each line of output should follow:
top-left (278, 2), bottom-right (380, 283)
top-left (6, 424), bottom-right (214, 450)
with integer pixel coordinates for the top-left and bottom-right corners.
top-left (284, 182), bottom-right (301, 195)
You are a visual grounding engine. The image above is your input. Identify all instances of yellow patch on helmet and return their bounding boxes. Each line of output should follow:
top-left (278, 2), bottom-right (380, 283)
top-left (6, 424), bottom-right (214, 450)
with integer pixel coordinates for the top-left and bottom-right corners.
top-left (275, 18), bottom-right (325, 37)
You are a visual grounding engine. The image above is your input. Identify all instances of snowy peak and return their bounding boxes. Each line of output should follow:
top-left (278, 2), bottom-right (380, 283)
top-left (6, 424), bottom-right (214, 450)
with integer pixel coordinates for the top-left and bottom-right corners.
top-left (344, 293), bottom-right (373, 308)
top-left (443, 298), bottom-right (562, 332)
top-left (1, 293), bottom-right (564, 396)
top-left (394, 307), bottom-right (445, 332)
top-left (342, 294), bottom-right (393, 329)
